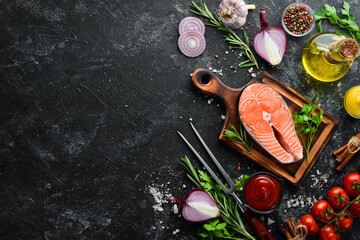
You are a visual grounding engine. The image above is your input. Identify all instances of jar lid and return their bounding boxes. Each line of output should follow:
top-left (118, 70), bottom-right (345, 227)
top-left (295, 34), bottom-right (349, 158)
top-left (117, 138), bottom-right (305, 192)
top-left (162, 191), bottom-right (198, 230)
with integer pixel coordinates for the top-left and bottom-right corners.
top-left (340, 39), bottom-right (359, 59)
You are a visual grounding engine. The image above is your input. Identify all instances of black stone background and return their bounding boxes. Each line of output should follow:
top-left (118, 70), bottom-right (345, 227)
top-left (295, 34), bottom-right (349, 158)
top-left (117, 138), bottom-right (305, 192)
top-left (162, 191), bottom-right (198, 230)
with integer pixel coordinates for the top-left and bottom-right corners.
top-left (0, 0), bottom-right (359, 239)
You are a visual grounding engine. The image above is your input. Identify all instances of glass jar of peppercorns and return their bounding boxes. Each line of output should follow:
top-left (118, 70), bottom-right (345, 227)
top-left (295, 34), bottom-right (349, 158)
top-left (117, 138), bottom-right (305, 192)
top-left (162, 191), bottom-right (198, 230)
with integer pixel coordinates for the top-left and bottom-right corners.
top-left (281, 3), bottom-right (315, 37)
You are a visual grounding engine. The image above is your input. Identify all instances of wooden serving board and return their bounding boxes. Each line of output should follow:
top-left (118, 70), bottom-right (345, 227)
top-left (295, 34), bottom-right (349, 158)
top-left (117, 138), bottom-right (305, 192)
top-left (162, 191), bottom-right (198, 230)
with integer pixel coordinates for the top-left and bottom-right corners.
top-left (192, 68), bottom-right (339, 187)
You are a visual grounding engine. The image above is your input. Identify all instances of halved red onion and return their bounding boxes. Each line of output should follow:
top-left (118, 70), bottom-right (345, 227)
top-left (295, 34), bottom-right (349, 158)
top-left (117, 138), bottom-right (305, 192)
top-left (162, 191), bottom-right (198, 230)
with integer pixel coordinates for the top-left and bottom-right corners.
top-left (178, 16), bottom-right (205, 35)
top-left (254, 9), bottom-right (286, 66)
top-left (178, 31), bottom-right (206, 58)
top-left (169, 190), bottom-right (219, 222)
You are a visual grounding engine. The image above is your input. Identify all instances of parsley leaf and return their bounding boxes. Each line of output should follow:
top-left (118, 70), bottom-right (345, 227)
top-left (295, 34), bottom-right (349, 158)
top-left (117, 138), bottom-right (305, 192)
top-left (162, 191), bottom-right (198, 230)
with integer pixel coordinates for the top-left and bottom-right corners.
top-left (315, 1), bottom-right (360, 57)
top-left (324, 4), bottom-right (339, 24)
top-left (293, 93), bottom-right (324, 164)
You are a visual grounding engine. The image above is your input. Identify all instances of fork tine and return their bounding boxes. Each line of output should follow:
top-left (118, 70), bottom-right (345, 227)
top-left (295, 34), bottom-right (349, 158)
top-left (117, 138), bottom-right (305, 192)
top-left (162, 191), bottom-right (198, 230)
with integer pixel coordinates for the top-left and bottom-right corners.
top-left (177, 131), bottom-right (228, 191)
top-left (189, 122), bottom-right (235, 192)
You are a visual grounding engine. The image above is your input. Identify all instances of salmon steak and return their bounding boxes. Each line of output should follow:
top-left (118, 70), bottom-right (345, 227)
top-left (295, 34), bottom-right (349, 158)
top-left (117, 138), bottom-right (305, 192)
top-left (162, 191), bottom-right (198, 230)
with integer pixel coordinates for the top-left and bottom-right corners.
top-left (239, 83), bottom-right (303, 164)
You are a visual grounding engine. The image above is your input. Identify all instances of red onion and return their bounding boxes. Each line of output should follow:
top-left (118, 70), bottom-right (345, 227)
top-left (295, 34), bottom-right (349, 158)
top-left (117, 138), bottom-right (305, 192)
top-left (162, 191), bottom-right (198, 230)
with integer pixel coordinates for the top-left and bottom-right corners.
top-left (178, 16), bottom-right (205, 35)
top-left (254, 9), bottom-right (286, 66)
top-left (178, 31), bottom-right (206, 58)
top-left (169, 190), bottom-right (220, 222)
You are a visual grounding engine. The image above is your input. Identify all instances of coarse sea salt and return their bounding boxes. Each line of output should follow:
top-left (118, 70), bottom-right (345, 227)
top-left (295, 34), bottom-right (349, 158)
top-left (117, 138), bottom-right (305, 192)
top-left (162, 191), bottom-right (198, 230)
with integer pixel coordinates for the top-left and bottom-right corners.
top-left (149, 186), bottom-right (171, 212)
top-left (173, 204), bottom-right (179, 214)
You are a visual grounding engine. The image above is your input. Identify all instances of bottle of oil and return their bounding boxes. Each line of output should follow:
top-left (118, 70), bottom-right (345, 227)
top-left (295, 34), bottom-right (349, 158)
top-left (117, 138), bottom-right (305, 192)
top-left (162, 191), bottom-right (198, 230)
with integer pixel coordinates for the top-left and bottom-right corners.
top-left (302, 32), bottom-right (359, 82)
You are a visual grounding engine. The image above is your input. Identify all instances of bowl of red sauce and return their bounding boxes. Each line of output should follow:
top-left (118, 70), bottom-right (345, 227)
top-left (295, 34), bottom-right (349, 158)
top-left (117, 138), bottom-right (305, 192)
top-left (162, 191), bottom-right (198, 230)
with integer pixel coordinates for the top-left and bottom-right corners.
top-left (243, 172), bottom-right (283, 214)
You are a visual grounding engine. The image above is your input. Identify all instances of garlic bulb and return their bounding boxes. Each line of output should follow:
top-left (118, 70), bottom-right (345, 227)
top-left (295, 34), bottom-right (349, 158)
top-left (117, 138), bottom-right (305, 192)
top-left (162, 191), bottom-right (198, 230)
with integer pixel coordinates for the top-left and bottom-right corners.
top-left (218, 0), bottom-right (254, 29)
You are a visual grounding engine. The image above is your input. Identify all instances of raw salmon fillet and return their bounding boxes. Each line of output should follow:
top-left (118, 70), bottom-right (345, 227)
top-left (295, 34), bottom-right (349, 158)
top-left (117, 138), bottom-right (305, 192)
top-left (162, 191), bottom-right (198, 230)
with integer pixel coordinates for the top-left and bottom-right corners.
top-left (239, 83), bottom-right (303, 164)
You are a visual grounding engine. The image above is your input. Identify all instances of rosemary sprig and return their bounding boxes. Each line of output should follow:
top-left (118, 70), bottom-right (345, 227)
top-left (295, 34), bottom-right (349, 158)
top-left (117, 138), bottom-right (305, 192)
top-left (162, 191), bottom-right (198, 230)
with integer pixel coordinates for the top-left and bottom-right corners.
top-left (189, 1), bottom-right (259, 69)
top-left (223, 124), bottom-right (253, 154)
top-left (181, 156), bottom-right (255, 240)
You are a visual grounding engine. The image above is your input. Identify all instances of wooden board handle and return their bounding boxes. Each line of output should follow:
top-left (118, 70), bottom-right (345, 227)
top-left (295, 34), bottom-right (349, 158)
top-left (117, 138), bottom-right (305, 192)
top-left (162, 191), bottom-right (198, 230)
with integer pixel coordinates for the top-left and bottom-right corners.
top-left (192, 68), bottom-right (241, 108)
top-left (244, 210), bottom-right (276, 240)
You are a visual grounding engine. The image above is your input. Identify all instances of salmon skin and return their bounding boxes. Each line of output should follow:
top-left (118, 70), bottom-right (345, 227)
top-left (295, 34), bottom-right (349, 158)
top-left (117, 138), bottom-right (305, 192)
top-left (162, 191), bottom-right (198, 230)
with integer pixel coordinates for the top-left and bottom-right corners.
top-left (239, 83), bottom-right (303, 164)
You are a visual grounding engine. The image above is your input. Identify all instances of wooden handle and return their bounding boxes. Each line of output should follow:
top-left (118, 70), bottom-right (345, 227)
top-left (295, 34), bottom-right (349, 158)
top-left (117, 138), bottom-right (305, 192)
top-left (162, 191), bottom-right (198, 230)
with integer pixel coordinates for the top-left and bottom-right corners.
top-left (244, 210), bottom-right (275, 240)
top-left (191, 68), bottom-right (242, 122)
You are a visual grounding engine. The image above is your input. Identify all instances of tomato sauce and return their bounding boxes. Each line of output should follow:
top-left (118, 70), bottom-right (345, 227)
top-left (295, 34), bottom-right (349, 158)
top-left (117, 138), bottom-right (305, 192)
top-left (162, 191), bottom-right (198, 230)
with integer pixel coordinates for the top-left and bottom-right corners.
top-left (244, 174), bottom-right (281, 211)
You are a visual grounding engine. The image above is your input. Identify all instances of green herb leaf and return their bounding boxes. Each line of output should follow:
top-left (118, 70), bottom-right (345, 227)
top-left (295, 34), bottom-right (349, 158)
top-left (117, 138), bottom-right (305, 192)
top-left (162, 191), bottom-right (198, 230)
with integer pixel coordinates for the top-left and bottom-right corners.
top-left (223, 124), bottom-right (253, 153)
top-left (203, 224), bottom-right (216, 231)
top-left (235, 175), bottom-right (249, 192)
top-left (216, 222), bottom-right (227, 230)
top-left (293, 93), bottom-right (324, 164)
top-left (243, 30), bottom-right (249, 46)
top-left (341, 1), bottom-right (350, 17)
top-left (317, 20), bottom-right (323, 32)
top-left (324, 4), bottom-right (339, 24)
top-left (238, 62), bottom-right (256, 68)
top-left (315, 9), bottom-right (327, 21)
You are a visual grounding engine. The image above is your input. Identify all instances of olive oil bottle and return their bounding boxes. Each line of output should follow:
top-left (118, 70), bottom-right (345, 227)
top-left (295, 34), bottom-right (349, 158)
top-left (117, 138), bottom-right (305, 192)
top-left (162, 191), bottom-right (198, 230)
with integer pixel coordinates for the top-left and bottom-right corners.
top-left (302, 32), bottom-right (359, 82)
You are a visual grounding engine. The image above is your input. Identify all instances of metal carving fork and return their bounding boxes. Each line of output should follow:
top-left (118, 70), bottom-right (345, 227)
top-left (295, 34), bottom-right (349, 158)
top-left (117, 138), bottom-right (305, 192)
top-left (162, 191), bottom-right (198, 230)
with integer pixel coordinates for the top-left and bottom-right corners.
top-left (178, 122), bottom-right (275, 240)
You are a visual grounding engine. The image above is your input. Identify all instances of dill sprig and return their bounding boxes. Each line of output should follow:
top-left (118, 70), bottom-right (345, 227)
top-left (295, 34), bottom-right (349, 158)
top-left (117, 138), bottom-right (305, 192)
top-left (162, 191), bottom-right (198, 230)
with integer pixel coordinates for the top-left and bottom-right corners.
top-left (189, 1), bottom-right (259, 69)
top-left (223, 124), bottom-right (253, 154)
top-left (181, 156), bottom-right (255, 240)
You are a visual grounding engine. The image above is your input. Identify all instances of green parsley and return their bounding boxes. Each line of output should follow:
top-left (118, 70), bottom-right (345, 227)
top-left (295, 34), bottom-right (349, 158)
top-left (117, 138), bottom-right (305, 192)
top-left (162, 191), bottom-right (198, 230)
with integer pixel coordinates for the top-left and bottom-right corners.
top-left (315, 1), bottom-right (360, 45)
top-left (293, 93), bottom-right (324, 164)
top-left (181, 156), bottom-right (255, 240)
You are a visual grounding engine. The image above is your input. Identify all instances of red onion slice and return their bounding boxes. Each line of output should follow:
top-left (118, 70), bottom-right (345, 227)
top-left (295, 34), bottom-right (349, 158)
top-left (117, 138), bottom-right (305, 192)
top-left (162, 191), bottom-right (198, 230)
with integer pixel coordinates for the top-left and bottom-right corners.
top-left (178, 16), bottom-right (205, 35)
top-left (178, 31), bottom-right (206, 58)
top-left (253, 9), bottom-right (286, 66)
top-left (169, 190), bottom-right (220, 222)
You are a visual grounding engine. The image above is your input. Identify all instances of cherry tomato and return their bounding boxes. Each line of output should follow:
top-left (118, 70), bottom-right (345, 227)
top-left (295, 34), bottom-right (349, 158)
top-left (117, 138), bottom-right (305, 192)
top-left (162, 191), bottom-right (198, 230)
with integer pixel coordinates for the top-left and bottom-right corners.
top-left (336, 210), bottom-right (353, 231)
top-left (350, 200), bottom-right (360, 218)
top-left (327, 187), bottom-right (350, 210)
top-left (343, 172), bottom-right (360, 198)
top-left (312, 200), bottom-right (335, 222)
top-left (299, 214), bottom-right (319, 235)
top-left (318, 224), bottom-right (341, 240)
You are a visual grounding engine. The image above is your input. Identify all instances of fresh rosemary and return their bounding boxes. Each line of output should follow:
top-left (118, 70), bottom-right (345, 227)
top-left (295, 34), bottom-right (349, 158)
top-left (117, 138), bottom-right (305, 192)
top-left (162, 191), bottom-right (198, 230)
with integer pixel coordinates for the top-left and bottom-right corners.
top-left (190, 1), bottom-right (259, 69)
top-left (181, 156), bottom-right (255, 240)
top-left (223, 123), bottom-right (253, 154)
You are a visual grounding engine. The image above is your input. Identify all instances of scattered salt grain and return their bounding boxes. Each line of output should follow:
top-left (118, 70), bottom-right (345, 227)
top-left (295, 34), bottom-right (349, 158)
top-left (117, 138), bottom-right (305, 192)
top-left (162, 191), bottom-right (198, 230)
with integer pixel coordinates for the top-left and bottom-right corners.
top-left (248, 67), bottom-right (254, 73)
top-left (268, 218), bottom-right (275, 225)
top-left (221, 115), bottom-right (225, 120)
top-left (149, 186), bottom-right (170, 212)
top-left (189, 118), bottom-right (192, 121)
top-left (173, 229), bottom-right (180, 235)
top-left (125, 105), bottom-right (128, 107)
top-left (316, 170), bottom-right (320, 175)
top-left (173, 204), bottom-right (179, 214)
top-left (251, 73), bottom-right (257, 78)
top-left (190, 73), bottom-right (193, 77)
top-left (225, 51), bottom-right (229, 54)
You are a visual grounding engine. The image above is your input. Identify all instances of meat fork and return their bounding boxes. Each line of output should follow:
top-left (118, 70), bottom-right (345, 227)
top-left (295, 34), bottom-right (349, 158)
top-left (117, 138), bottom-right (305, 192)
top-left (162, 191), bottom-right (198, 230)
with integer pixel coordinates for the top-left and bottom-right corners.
top-left (178, 122), bottom-right (275, 240)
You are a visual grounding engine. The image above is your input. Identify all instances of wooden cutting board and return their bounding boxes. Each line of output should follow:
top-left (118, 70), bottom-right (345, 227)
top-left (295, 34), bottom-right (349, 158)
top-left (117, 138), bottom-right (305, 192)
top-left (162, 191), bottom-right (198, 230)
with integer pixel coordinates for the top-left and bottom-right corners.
top-left (192, 68), bottom-right (339, 187)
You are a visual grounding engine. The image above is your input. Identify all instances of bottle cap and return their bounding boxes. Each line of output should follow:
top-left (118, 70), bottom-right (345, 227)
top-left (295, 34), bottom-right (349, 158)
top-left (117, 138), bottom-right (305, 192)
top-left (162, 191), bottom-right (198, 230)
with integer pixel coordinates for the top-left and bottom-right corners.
top-left (340, 39), bottom-right (359, 59)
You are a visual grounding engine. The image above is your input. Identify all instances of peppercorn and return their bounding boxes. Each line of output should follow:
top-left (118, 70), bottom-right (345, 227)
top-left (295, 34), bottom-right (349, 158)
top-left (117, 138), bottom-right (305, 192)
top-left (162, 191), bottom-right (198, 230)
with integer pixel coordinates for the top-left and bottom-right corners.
top-left (283, 5), bottom-right (313, 35)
